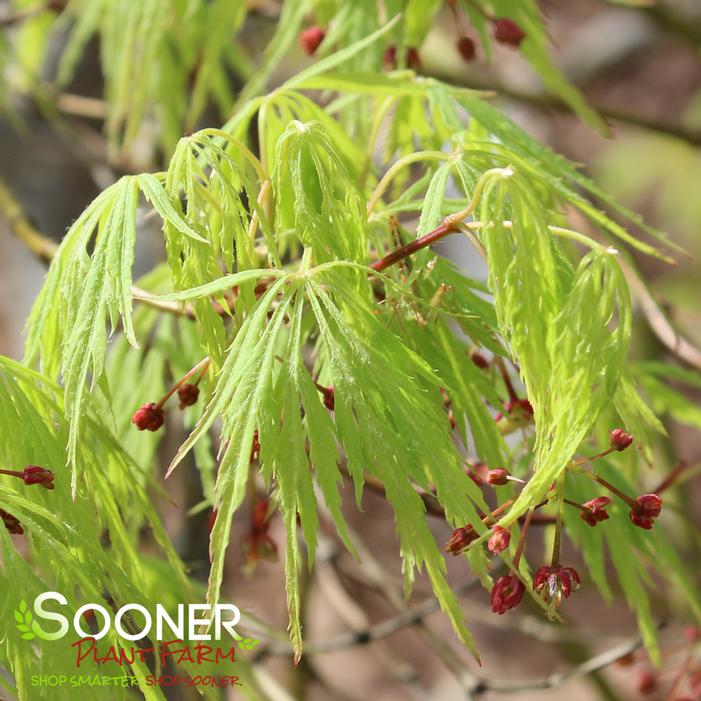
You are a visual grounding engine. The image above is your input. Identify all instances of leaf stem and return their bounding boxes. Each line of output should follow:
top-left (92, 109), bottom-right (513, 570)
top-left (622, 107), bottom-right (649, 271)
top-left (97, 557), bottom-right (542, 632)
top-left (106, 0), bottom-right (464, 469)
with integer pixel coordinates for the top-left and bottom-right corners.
top-left (156, 357), bottom-right (211, 409)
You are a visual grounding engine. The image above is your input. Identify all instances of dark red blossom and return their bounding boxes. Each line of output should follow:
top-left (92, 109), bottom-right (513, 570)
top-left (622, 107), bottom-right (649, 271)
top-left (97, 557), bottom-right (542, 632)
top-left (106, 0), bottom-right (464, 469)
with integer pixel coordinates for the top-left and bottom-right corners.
top-left (610, 428), bottom-right (633, 452)
top-left (131, 402), bottom-right (165, 431)
top-left (579, 496), bottom-right (611, 527)
top-left (456, 37), bottom-right (476, 62)
top-left (487, 526), bottom-right (510, 554)
top-left (534, 565), bottom-right (580, 614)
top-left (299, 26), bottom-right (325, 56)
top-left (491, 574), bottom-right (525, 614)
top-left (1, 509), bottom-right (23, 535)
top-left (177, 383), bottom-right (199, 409)
top-left (23, 465), bottom-right (55, 490)
top-left (445, 525), bottom-right (478, 555)
top-left (492, 18), bottom-right (526, 47)
top-left (629, 493), bottom-right (662, 529)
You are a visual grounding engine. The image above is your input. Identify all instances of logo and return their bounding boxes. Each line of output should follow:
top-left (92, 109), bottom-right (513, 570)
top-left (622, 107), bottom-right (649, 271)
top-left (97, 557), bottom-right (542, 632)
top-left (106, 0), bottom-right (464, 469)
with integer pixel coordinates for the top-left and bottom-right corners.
top-left (15, 592), bottom-right (259, 648)
top-left (15, 598), bottom-right (59, 641)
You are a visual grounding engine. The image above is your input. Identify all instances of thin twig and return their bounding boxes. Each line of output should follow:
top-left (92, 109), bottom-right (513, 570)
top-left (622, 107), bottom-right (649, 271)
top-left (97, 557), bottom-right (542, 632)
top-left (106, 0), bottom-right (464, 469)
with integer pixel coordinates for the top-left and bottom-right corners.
top-left (477, 623), bottom-right (667, 694)
top-left (0, 177), bottom-right (197, 319)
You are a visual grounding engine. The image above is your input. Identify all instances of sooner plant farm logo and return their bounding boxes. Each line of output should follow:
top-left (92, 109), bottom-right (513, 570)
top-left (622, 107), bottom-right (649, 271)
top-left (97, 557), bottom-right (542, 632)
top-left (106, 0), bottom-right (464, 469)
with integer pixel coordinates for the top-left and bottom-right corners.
top-left (15, 592), bottom-right (257, 644)
top-left (16, 593), bottom-right (259, 689)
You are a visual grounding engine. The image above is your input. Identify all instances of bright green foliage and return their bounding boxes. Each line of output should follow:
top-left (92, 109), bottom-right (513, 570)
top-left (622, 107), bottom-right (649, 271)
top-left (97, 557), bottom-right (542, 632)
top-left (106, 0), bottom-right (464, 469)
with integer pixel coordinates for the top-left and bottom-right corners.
top-left (1, 8), bottom-right (700, 700)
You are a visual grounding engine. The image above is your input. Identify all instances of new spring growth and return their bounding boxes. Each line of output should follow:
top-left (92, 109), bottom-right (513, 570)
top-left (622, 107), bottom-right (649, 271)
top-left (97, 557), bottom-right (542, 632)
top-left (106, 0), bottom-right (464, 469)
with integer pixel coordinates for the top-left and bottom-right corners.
top-left (0, 465), bottom-right (54, 490)
top-left (131, 357), bottom-right (209, 431)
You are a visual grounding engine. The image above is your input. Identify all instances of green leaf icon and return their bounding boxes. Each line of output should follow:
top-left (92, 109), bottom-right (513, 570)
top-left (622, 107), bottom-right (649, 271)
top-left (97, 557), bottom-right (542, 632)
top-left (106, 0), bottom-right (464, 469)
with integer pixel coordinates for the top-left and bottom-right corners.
top-left (14, 600), bottom-right (35, 641)
top-left (238, 638), bottom-right (260, 650)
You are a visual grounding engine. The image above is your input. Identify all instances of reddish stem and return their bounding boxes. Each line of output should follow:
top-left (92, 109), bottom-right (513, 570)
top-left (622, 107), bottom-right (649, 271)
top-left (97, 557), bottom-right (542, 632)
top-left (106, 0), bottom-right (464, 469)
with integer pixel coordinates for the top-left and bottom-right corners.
top-left (654, 460), bottom-right (690, 494)
top-left (493, 356), bottom-right (519, 403)
top-left (370, 222), bottom-right (456, 272)
top-left (156, 356), bottom-right (211, 409)
top-left (513, 507), bottom-right (535, 567)
top-left (591, 474), bottom-right (637, 509)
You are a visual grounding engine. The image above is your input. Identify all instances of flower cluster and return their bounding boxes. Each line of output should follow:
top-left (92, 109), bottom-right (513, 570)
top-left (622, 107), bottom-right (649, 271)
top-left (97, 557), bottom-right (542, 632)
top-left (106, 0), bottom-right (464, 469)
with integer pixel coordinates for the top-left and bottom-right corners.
top-left (131, 360), bottom-right (208, 432)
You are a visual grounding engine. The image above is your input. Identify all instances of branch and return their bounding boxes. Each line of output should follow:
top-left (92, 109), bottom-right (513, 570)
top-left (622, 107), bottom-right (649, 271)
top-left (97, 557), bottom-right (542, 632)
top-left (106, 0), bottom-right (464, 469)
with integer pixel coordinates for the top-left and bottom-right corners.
top-left (476, 623), bottom-right (667, 694)
top-left (0, 177), bottom-right (197, 319)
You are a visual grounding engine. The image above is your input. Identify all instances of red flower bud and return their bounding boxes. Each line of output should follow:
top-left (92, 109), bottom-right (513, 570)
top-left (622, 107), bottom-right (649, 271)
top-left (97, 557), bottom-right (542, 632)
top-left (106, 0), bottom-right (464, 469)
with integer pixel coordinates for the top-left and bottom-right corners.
top-left (1, 509), bottom-right (23, 535)
top-left (456, 37), bottom-right (476, 62)
top-left (636, 669), bottom-right (657, 695)
top-left (610, 428), bottom-right (633, 451)
top-left (384, 45), bottom-right (397, 70)
top-left (487, 526), bottom-right (510, 554)
top-left (22, 465), bottom-right (55, 490)
top-left (299, 26), bottom-right (325, 56)
top-left (470, 349), bottom-right (489, 369)
top-left (492, 18), bottom-right (526, 47)
top-left (579, 496), bottom-right (611, 527)
top-left (131, 402), bottom-right (165, 431)
top-left (487, 468), bottom-right (509, 486)
top-left (406, 47), bottom-right (421, 72)
top-left (491, 574), bottom-right (525, 614)
top-left (177, 383), bottom-right (200, 409)
top-left (445, 525), bottom-right (478, 555)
